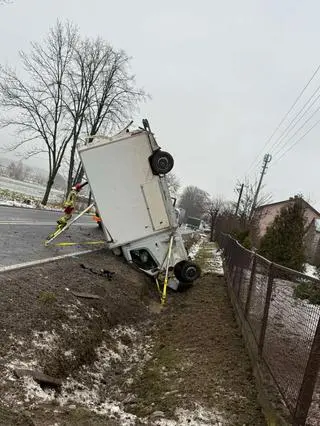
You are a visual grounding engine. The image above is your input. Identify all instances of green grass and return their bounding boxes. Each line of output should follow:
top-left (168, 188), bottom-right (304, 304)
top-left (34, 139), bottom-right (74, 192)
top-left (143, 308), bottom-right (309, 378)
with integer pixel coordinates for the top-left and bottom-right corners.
top-left (129, 343), bottom-right (179, 417)
top-left (38, 291), bottom-right (57, 305)
top-left (294, 281), bottom-right (320, 305)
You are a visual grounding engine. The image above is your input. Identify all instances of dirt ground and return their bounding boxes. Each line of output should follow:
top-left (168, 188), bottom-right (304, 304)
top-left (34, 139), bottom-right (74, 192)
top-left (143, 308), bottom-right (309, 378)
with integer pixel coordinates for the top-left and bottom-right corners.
top-left (0, 242), bottom-right (266, 425)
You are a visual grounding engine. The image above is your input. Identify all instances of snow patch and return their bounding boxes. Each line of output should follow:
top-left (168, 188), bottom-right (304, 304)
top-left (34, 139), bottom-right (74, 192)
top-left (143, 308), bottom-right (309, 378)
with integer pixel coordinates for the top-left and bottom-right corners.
top-left (110, 325), bottom-right (138, 340)
top-left (0, 175), bottom-right (63, 202)
top-left (154, 404), bottom-right (226, 425)
top-left (32, 330), bottom-right (59, 350)
top-left (188, 240), bottom-right (202, 260)
top-left (304, 263), bottom-right (319, 280)
top-left (93, 400), bottom-right (138, 424)
top-left (0, 200), bottom-right (36, 209)
top-left (6, 359), bottom-right (38, 371)
top-left (23, 376), bottom-right (55, 403)
top-left (203, 243), bottom-right (224, 275)
top-left (12, 323), bottom-right (153, 423)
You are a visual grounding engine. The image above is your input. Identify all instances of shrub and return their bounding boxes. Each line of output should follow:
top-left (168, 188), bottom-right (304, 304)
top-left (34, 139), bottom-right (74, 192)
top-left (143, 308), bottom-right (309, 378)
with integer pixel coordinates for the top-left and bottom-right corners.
top-left (294, 281), bottom-right (320, 305)
top-left (259, 198), bottom-right (305, 272)
top-left (38, 291), bottom-right (57, 304)
top-left (231, 229), bottom-right (252, 249)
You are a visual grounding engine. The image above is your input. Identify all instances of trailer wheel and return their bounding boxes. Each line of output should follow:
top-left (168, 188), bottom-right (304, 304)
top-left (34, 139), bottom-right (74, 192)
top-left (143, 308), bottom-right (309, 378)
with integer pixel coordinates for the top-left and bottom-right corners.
top-left (149, 150), bottom-right (174, 175)
top-left (112, 247), bottom-right (122, 256)
top-left (173, 260), bottom-right (185, 281)
top-left (174, 260), bottom-right (201, 283)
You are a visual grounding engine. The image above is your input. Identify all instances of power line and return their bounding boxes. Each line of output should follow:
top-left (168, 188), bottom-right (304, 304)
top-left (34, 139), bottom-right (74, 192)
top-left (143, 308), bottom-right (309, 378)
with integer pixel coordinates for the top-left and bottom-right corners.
top-left (272, 102), bottom-right (320, 160)
top-left (245, 62), bottom-right (320, 176)
top-left (271, 117), bottom-right (320, 167)
top-left (268, 85), bottom-right (320, 155)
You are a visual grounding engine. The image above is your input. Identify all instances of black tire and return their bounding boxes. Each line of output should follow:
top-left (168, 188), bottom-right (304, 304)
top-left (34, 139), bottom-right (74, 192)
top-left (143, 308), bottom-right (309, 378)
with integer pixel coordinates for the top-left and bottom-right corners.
top-left (149, 150), bottom-right (174, 175)
top-left (174, 260), bottom-right (186, 281)
top-left (174, 260), bottom-right (201, 283)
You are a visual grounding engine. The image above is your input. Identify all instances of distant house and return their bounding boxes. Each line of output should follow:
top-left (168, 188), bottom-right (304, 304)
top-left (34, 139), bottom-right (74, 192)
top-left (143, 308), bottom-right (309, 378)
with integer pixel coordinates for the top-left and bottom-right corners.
top-left (253, 197), bottom-right (320, 265)
top-left (305, 219), bottom-right (320, 265)
top-left (253, 197), bottom-right (320, 239)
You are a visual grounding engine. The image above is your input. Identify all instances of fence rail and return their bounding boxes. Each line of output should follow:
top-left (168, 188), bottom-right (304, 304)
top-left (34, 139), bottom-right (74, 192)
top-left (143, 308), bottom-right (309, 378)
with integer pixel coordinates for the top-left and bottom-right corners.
top-left (217, 233), bottom-right (320, 426)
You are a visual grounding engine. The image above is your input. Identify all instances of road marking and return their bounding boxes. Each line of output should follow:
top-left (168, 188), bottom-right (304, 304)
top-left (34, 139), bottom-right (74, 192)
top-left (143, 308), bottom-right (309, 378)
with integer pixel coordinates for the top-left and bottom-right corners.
top-left (0, 221), bottom-right (95, 226)
top-left (0, 249), bottom-right (101, 273)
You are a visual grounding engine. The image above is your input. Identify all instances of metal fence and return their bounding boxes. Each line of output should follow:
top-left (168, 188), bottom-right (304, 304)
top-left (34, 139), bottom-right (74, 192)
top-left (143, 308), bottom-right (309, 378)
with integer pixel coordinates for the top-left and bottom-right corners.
top-left (217, 233), bottom-right (320, 426)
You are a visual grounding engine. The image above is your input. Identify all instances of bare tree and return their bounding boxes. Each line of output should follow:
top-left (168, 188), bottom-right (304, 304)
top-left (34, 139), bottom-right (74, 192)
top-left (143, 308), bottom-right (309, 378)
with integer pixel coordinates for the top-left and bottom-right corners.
top-left (63, 37), bottom-right (111, 193)
top-left (166, 172), bottom-right (180, 198)
top-left (73, 44), bottom-right (146, 186)
top-left (7, 160), bottom-right (25, 180)
top-left (0, 21), bottom-right (146, 204)
top-left (235, 178), bottom-right (272, 224)
top-left (178, 185), bottom-right (210, 220)
top-left (205, 197), bottom-right (225, 242)
top-left (0, 21), bottom-right (78, 204)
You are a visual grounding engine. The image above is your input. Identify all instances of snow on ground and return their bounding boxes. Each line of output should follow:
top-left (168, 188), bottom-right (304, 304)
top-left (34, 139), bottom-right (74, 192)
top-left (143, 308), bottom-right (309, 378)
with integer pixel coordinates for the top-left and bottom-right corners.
top-left (0, 194), bottom-right (64, 211)
top-left (304, 263), bottom-right (319, 279)
top-left (4, 324), bottom-right (226, 425)
top-left (32, 330), bottom-right (60, 351)
top-left (188, 239), bottom-right (203, 260)
top-left (0, 199), bottom-right (37, 209)
top-left (0, 176), bottom-right (63, 203)
top-left (4, 324), bottom-right (154, 424)
top-left (201, 242), bottom-right (224, 275)
top-left (247, 271), bottom-right (320, 342)
top-left (154, 404), bottom-right (225, 426)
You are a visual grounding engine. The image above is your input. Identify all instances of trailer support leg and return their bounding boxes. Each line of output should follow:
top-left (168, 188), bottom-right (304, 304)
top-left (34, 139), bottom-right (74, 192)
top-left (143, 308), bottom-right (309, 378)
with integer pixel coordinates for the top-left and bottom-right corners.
top-left (161, 234), bottom-right (174, 306)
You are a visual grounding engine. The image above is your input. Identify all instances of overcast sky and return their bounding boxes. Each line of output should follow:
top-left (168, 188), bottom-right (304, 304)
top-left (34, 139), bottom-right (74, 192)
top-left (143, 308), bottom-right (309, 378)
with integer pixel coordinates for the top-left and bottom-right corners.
top-left (1, 0), bottom-right (320, 207)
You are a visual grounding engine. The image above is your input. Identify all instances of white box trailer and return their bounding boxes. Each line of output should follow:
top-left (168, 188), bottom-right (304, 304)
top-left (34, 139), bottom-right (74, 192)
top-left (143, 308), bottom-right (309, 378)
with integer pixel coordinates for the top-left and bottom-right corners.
top-left (77, 120), bottom-right (200, 286)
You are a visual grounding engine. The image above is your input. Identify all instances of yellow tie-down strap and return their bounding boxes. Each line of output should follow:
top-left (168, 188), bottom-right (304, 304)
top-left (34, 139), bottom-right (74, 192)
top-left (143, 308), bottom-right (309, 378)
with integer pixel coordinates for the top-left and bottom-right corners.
top-left (51, 240), bottom-right (106, 247)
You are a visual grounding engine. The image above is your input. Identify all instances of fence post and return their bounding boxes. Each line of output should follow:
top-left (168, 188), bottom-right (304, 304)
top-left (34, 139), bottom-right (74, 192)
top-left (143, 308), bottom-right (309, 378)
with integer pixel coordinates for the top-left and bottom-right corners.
top-left (237, 267), bottom-right (244, 298)
top-left (258, 262), bottom-right (274, 357)
top-left (245, 254), bottom-right (257, 317)
top-left (231, 264), bottom-right (237, 287)
top-left (293, 316), bottom-right (320, 426)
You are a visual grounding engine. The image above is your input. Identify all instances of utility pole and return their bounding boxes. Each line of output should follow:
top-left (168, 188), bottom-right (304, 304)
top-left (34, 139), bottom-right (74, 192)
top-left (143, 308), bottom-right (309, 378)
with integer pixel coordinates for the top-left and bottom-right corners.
top-left (235, 183), bottom-right (244, 215)
top-left (249, 154), bottom-right (272, 220)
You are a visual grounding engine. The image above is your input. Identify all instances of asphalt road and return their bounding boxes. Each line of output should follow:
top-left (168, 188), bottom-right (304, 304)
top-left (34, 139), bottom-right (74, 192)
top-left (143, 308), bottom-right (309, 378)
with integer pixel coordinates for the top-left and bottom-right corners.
top-left (0, 206), bottom-right (104, 266)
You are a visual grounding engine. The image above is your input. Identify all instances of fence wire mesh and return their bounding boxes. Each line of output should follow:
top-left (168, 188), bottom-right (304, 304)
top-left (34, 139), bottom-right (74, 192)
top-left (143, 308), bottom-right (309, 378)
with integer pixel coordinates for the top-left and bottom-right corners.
top-left (263, 265), bottom-right (320, 414)
top-left (247, 256), bottom-right (270, 344)
top-left (307, 373), bottom-right (320, 426)
top-left (217, 232), bottom-right (320, 425)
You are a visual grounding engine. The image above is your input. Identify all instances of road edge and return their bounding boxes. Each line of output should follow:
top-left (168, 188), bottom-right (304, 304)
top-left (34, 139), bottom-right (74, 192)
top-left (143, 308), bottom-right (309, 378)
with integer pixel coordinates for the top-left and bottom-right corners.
top-left (0, 249), bottom-right (102, 273)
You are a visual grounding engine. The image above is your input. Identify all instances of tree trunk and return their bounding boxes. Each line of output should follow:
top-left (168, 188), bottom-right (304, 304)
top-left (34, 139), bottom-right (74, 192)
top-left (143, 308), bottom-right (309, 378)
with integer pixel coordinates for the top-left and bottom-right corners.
top-left (76, 165), bottom-right (85, 184)
top-left (41, 168), bottom-right (59, 205)
top-left (67, 142), bottom-right (76, 194)
top-left (210, 210), bottom-right (219, 242)
top-left (41, 177), bottom-right (55, 205)
top-left (210, 213), bottom-right (214, 242)
top-left (88, 190), bottom-right (92, 207)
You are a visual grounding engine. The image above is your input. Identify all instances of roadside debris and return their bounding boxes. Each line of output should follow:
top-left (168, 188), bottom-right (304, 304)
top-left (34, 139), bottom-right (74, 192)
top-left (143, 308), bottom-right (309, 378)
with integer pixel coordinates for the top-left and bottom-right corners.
top-left (14, 369), bottom-right (62, 388)
top-left (71, 291), bottom-right (101, 300)
top-left (80, 263), bottom-right (115, 280)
